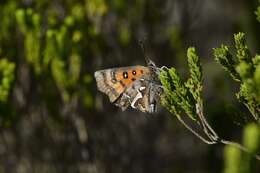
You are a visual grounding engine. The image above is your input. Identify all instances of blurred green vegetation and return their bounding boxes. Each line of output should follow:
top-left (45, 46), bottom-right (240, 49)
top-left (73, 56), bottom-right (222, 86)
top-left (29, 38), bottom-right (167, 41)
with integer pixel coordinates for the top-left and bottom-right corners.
top-left (224, 123), bottom-right (260, 173)
top-left (0, 0), bottom-right (259, 173)
top-left (0, 59), bottom-right (15, 102)
top-left (256, 1), bottom-right (260, 22)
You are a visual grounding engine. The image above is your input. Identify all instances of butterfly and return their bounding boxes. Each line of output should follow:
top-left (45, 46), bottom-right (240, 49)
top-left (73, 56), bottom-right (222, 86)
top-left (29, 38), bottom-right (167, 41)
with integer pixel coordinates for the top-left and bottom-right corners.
top-left (94, 59), bottom-right (163, 113)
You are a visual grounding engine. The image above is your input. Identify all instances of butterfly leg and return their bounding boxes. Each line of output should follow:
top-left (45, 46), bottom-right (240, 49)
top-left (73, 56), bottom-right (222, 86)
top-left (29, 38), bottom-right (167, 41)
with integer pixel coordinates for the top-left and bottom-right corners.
top-left (160, 66), bottom-right (169, 70)
top-left (122, 93), bottom-right (131, 99)
top-left (147, 83), bottom-right (164, 113)
top-left (130, 86), bottom-right (146, 109)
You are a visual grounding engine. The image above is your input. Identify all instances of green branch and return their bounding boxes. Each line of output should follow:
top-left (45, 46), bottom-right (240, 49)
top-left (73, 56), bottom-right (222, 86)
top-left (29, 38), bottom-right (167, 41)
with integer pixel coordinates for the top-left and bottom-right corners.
top-left (213, 33), bottom-right (260, 120)
top-left (159, 46), bottom-right (260, 162)
top-left (159, 48), bottom-right (202, 121)
top-left (213, 45), bottom-right (240, 82)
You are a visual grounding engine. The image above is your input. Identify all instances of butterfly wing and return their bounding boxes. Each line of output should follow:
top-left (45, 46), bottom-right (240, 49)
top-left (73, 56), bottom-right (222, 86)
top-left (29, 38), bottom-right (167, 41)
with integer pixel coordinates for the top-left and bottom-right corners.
top-left (113, 77), bottom-right (146, 111)
top-left (94, 66), bottom-right (150, 103)
top-left (114, 77), bottom-right (163, 113)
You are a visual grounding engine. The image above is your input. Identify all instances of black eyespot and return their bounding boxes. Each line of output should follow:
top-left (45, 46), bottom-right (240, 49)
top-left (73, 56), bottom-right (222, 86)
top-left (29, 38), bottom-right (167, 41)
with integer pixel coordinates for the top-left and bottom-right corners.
top-left (123, 71), bottom-right (128, 79)
top-left (131, 78), bottom-right (136, 81)
top-left (132, 70), bottom-right (137, 75)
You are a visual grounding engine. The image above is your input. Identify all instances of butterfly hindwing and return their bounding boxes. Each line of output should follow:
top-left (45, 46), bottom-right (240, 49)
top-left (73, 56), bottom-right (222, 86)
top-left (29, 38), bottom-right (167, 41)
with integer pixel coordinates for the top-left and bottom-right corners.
top-left (114, 78), bottom-right (162, 113)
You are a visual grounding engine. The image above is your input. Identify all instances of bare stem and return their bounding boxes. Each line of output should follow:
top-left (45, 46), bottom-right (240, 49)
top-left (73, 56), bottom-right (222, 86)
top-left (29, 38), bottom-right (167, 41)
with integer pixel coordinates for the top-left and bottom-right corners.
top-left (244, 103), bottom-right (259, 120)
top-left (175, 103), bottom-right (260, 161)
top-left (196, 103), bottom-right (219, 141)
top-left (176, 115), bottom-right (217, 144)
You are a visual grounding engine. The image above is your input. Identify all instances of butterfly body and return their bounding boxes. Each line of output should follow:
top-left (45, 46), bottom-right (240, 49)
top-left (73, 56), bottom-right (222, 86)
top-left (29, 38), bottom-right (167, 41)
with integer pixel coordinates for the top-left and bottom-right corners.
top-left (94, 62), bottom-right (162, 113)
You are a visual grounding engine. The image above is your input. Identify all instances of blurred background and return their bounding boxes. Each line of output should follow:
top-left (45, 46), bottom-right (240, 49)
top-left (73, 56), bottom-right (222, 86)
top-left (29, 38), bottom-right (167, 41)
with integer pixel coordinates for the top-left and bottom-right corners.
top-left (0, 0), bottom-right (259, 172)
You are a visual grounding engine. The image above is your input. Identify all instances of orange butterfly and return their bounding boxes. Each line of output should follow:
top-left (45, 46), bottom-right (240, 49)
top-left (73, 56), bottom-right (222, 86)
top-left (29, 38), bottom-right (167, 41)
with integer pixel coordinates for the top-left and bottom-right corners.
top-left (94, 60), bottom-right (163, 113)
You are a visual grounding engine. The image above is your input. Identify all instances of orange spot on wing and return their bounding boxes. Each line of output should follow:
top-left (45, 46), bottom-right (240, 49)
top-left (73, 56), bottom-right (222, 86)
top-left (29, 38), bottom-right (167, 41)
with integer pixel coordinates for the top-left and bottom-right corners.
top-left (115, 66), bottom-right (150, 87)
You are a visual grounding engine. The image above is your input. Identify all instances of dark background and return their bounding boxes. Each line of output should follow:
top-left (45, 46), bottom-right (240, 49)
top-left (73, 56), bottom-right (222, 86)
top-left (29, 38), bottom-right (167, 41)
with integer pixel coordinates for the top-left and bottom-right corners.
top-left (0, 0), bottom-right (259, 172)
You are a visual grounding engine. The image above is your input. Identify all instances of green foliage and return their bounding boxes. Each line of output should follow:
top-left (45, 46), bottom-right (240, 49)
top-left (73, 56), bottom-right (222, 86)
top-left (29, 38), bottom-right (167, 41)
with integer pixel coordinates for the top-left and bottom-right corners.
top-left (255, 2), bottom-right (260, 22)
top-left (213, 33), bottom-right (260, 120)
top-left (0, 59), bottom-right (15, 102)
top-left (234, 33), bottom-right (252, 62)
top-left (0, 1), bottom-right (96, 114)
top-left (0, 1), bottom-right (16, 39)
top-left (13, 6), bottom-right (93, 103)
top-left (0, 1), bottom-right (17, 59)
top-left (211, 8), bottom-right (260, 170)
top-left (213, 45), bottom-right (240, 81)
top-left (243, 123), bottom-right (260, 153)
top-left (224, 146), bottom-right (241, 173)
top-left (0, 0), bottom-right (162, 125)
top-left (159, 47), bottom-right (203, 121)
top-left (160, 38), bottom-right (260, 170)
top-left (15, 8), bottom-right (41, 74)
top-left (186, 47), bottom-right (203, 104)
top-left (45, 21), bottom-right (82, 102)
top-left (224, 123), bottom-right (260, 173)
top-left (86, 0), bottom-right (108, 18)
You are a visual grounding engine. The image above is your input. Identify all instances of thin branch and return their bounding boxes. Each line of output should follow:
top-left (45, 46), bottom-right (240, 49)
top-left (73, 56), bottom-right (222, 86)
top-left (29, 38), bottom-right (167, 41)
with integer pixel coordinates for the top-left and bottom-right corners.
top-left (176, 103), bottom-right (260, 161)
top-left (244, 103), bottom-right (259, 120)
top-left (175, 115), bottom-right (217, 144)
top-left (196, 103), bottom-right (219, 141)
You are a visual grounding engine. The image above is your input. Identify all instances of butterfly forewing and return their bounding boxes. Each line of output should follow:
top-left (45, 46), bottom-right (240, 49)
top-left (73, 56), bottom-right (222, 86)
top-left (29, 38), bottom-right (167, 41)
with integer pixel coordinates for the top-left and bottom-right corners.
top-left (94, 66), bottom-right (150, 102)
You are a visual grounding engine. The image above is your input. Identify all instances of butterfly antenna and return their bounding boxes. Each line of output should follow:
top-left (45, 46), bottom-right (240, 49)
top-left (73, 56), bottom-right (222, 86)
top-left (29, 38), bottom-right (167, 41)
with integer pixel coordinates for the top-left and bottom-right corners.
top-left (139, 40), bottom-right (153, 66)
top-left (138, 39), bottom-right (161, 75)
